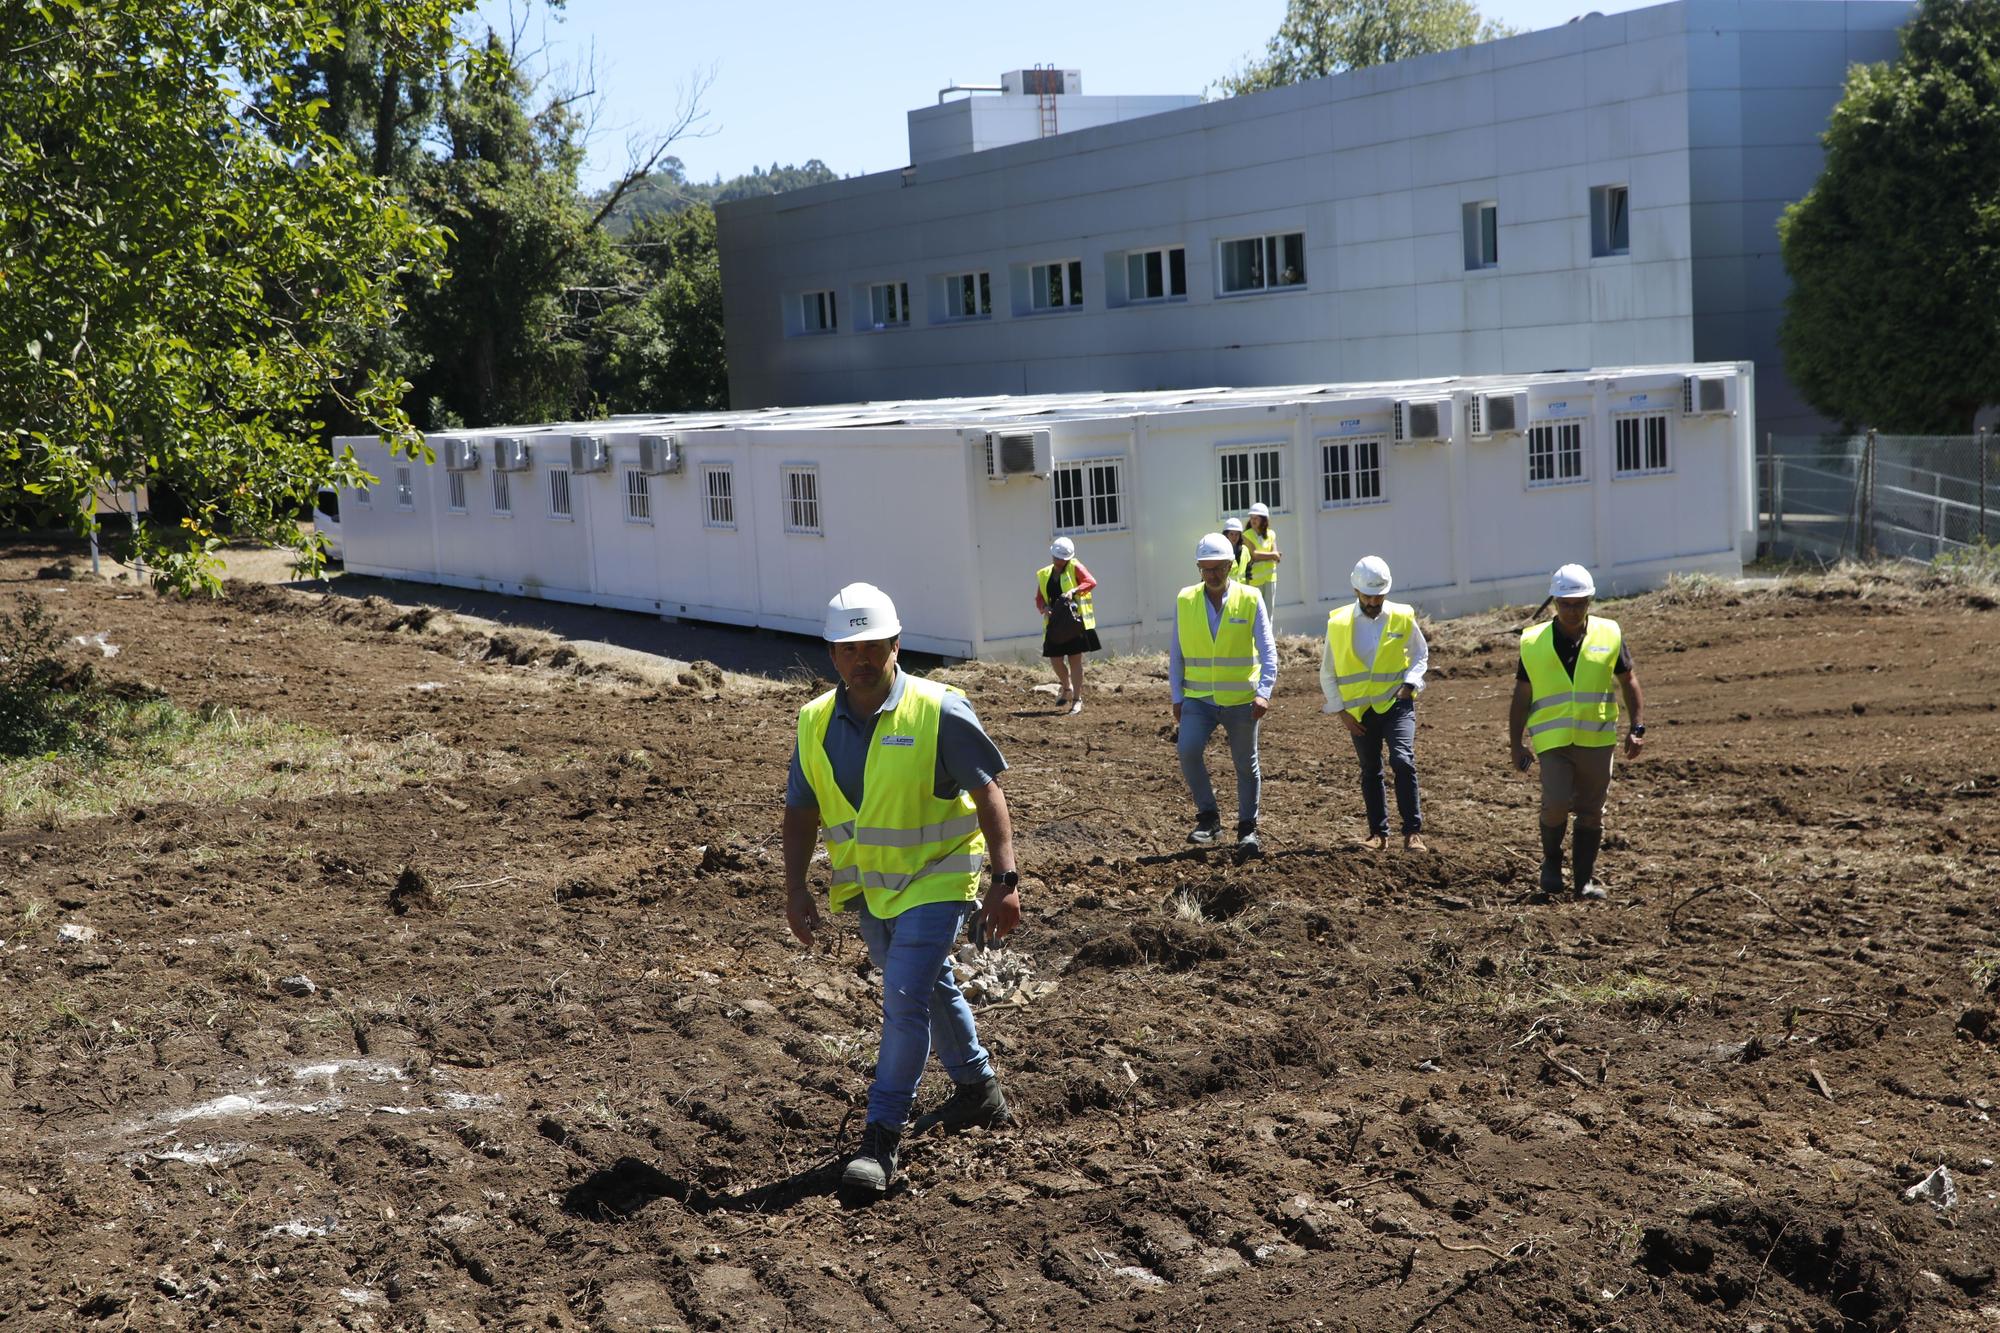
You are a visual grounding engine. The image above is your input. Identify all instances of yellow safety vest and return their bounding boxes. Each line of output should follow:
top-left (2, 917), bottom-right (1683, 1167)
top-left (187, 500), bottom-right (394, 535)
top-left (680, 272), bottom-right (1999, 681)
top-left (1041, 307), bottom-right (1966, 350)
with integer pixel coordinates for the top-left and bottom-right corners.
top-left (1242, 525), bottom-right (1277, 588)
top-left (1326, 601), bottom-right (1416, 718)
top-left (796, 674), bottom-right (986, 918)
top-left (1520, 617), bottom-right (1623, 753)
top-left (1035, 562), bottom-right (1096, 630)
top-left (1176, 583), bottom-right (1261, 705)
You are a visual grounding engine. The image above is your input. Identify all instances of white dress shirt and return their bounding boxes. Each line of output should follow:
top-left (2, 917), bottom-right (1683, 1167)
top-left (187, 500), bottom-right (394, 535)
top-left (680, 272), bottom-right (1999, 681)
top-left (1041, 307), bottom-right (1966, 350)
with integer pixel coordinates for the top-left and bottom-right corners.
top-left (1320, 601), bottom-right (1429, 713)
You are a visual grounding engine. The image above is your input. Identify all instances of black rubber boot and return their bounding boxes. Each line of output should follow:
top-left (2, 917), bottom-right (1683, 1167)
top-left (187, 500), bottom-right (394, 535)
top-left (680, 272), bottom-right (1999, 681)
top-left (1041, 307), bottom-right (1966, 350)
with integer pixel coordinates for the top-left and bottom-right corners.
top-left (1538, 823), bottom-right (1566, 895)
top-left (840, 1122), bottom-right (902, 1194)
top-left (917, 1075), bottom-right (1014, 1133)
top-left (1573, 825), bottom-right (1605, 899)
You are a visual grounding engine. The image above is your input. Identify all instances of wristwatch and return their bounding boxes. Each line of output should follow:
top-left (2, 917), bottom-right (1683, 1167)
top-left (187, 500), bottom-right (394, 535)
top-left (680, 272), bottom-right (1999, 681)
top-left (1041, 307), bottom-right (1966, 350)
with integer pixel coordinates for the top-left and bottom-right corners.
top-left (993, 869), bottom-right (1020, 890)
top-left (1629, 724), bottom-right (1647, 737)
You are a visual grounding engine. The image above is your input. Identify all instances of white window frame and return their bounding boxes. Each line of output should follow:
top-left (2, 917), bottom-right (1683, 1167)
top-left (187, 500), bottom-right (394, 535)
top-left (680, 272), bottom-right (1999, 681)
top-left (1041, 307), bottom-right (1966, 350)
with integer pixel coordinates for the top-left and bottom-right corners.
top-left (941, 270), bottom-right (992, 321)
top-left (1464, 201), bottom-right (1499, 270)
top-left (446, 471), bottom-right (467, 513)
top-left (782, 464), bottom-right (821, 536)
top-left (1218, 442), bottom-right (1287, 514)
top-left (1612, 411), bottom-right (1671, 478)
top-left (547, 467), bottom-right (573, 520)
top-left (865, 280), bottom-right (911, 330)
top-left (353, 479), bottom-right (371, 508)
top-left (1319, 434), bottom-right (1386, 509)
top-left (492, 468), bottom-right (512, 516)
top-left (1527, 418), bottom-right (1588, 489)
top-left (624, 468), bottom-right (654, 524)
top-left (1029, 259), bottom-right (1084, 312)
top-left (799, 289), bottom-right (837, 334)
top-left (1050, 456), bottom-right (1128, 536)
top-left (701, 463), bottom-right (734, 529)
top-left (394, 465), bottom-right (414, 510)
top-left (1592, 184), bottom-right (1631, 258)
top-left (1124, 245), bottom-right (1187, 303)
top-left (1217, 231), bottom-right (1307, 296)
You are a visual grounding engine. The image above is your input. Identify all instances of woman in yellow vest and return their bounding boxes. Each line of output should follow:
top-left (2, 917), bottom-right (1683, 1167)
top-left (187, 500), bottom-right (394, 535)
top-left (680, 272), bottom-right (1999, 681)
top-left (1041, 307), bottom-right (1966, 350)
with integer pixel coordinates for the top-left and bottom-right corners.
top-left (782, 583), bottom-right (1023, 1195)
top-left (1320, 556), bottom-right (1429, 852)
top-left (1170, 533), bottom-right (1278, 856)
top-left (1241, 502), bottom-right (1281, 613)
top-left (1508, 564), bottom-right (1647, 899)
top-left (1035, 536), bottom-right (1099, 715)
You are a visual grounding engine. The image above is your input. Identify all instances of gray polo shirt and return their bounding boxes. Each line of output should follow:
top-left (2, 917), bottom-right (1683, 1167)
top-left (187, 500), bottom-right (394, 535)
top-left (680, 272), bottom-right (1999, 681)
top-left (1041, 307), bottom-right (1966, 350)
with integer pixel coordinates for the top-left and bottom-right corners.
top-left (785, 667), bottom-right (1007, 810)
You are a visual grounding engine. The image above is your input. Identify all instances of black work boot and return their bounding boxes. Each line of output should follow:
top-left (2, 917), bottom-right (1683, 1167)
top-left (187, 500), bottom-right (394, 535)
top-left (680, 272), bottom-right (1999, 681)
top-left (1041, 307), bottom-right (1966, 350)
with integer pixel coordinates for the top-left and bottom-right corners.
top-left (918, 1075), bottom-right (1015, 1133)
top-left (1538, 823), bottom-right (1566, 896)
top-left (1187, 811), bottom-right (1223, 844)
top-left (840, 1122), bottom-right (902, 1195)
top-left (1573, 825), bottom-right (1606, 899)
top-left (1236, 821), bottom-right (1264, 859)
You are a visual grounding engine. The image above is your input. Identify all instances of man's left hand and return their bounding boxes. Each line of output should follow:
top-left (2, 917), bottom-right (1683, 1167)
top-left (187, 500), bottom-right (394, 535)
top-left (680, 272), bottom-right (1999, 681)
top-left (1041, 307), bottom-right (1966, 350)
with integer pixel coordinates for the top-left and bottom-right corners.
top-left (1624, 731), bottom-right (1646, 758)
top-left (976, 881), bottom-right (1022, 944)
top-left (1398, 685), bottom-right (1416, 704)
top-left (1251, 696), bottom-right (1271, 720)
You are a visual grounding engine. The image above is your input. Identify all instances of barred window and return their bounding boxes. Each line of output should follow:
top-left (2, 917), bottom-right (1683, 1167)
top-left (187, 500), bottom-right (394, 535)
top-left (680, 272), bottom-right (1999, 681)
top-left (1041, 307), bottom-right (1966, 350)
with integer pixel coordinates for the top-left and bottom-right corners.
top-left (1527, 420), bottom-right (1587, 488)
top-left (1051, 457), bottom-right (1126, 534)
top-left (492, 469), bottom-right (512, 515)
top-left (1320, 436), bottom-right (1385, 508)
top-left (548, 467), bottom-right (573, 519)
top-left (702, 465), bottom-right (733, 527)
top-left (1613, 412), bottom-right (1670, 477)
top-left (447, 472), bottom-right (467, 512)
top-left (394, 466), bottom-right (414, 510)
top-left (625, 468), bottom-right (653, 524)
top-left (1219, 444), bottom-right (1284, 514)
top-left (783, 465), bottom-right (821, 535)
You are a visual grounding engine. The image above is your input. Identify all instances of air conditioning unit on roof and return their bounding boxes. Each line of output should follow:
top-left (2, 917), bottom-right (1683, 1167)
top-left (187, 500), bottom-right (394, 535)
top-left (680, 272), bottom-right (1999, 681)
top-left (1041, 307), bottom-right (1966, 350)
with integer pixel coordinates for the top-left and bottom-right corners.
top-left (1681, 374), bottom-right (1736, 418)
top-left (637, 435), bottom-right (683, 475)
top-left (570, 435), bottom-right (610, 474)
top-left (443, 438), bottom-right (482, 472)
top-left (493, 437), bottom-right (533, 472)
top-left (982, 428), bottom-right (1053, 482)
top-left (1392, 399), bottom-right (1452, 446)
top-left (1469, 391), bottom-right (1528, 440)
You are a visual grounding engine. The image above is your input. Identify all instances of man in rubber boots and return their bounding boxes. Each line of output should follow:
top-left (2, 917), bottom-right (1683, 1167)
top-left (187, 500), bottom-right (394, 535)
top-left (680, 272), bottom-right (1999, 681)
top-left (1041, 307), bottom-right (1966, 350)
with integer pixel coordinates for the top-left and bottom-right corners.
top-left (782, 582), bottom-right (1022, 1196)
top-left (1322, 555), bottom-right (1430, 852)
top-left (1509, 564), bottom-right (1646, 899)
top-left (1169, 533), bottom-right (1277, 856)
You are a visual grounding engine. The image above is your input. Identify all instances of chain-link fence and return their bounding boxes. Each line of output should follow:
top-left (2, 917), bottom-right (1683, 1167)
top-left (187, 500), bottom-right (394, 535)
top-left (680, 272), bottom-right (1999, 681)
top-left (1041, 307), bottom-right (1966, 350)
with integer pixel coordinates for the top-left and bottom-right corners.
top-left (1762, 431), bottom-right (1999, 563)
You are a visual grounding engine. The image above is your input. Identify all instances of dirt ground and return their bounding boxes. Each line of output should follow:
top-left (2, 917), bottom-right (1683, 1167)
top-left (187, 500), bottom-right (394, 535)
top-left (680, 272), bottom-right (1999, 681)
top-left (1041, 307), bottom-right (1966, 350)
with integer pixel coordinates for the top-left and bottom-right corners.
top-left (1, 541), bottom-right (1996, 1332)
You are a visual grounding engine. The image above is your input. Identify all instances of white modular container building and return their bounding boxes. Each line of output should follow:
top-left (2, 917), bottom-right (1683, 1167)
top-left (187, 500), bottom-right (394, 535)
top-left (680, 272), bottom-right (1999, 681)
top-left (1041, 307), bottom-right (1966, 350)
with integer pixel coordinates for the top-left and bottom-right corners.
top-left (334, 362), bottom-right (1754, 659)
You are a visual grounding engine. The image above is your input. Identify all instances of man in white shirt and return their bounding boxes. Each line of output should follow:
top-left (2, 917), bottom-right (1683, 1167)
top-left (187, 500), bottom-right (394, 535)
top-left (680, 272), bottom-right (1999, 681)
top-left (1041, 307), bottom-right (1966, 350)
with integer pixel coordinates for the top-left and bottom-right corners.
top-left (1320, 556), bottom-right (1430, 852)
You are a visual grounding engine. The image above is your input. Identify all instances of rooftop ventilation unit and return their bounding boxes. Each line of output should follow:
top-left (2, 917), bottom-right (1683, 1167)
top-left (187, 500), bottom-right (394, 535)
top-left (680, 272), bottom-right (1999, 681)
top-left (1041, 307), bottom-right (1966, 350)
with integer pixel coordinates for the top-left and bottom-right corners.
top-left (1001, 68), bottom-right (1082, 96)
top-left (1469, 391), bottom-right (1528, 440)
top-left (1682, 375), bottom-right (1736, 418)
top-left (493, 437), bottom-right (533, 472)
top-left (570, 435), bottom-right (610, 474)
top-left (637, 434), bottom-right (683, 475)
top-left (1393, 399), bottom-right (1452, 446)
top-left (982, 428), bottom-right (1053, 481)
top-left (443, 438), bottom-right (482, 472)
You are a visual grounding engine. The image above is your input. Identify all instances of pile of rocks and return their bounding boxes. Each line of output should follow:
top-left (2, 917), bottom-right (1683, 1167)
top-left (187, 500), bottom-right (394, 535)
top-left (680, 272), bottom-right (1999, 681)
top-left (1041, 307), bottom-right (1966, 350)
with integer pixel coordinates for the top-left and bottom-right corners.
top-left (954, 943), bottom-right (1056, 1006)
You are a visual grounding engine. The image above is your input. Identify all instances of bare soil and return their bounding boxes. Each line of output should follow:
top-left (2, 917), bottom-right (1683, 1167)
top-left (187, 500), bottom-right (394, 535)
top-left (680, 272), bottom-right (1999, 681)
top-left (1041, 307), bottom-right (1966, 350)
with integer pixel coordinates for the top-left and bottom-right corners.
top-left (2, 543), bottom-right (1997, 1332)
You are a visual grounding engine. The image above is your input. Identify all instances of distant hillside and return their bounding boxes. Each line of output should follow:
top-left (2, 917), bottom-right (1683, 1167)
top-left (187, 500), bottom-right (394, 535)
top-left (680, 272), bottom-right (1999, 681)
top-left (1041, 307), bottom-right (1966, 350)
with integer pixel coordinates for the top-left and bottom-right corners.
top-left (602, 158), bottom-right (842, 233)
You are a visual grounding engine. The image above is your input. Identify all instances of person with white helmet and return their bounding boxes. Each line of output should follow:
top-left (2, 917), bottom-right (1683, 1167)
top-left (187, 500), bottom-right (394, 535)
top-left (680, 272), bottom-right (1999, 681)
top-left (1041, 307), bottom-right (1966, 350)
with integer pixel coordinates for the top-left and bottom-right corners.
top-left (1169, 533), bottom-right (1279, 855)
top-left (1221, 516), bottom-right (1252, 582)
top-left (1509, 564), bottom-right (1647, 899)
top-left (1035, 536), bottom-right (1100, 714)
top-left (1240, 502), bottom-right (1282, 613)
top-left (1321, 555), bottom-right (1430, 852)
top-left (783, 582), bottom-right (1023, 1195)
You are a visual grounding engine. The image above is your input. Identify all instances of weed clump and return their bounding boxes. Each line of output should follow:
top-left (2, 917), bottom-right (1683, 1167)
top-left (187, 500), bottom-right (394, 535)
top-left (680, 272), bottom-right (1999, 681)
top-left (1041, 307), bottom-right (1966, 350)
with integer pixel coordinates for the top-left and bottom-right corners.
top-left (0, 596), bottom-right (107, 758)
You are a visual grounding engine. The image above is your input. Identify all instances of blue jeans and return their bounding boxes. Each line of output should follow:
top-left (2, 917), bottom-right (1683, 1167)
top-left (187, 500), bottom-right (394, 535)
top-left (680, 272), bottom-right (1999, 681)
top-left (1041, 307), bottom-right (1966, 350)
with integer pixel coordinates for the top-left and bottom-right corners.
top-left (1350, 697), bottom-right (1421, 835)
top-left (855, 900), bottom-right (992, 1128)
top-left (1177, 695), bottom-right (1262, 828)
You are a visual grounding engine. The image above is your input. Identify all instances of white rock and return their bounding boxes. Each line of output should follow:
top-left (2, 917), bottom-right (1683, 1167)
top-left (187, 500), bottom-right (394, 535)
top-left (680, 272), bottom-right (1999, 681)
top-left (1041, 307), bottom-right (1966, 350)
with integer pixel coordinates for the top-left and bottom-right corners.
top-left (56, 923), bottom-right (97, 946)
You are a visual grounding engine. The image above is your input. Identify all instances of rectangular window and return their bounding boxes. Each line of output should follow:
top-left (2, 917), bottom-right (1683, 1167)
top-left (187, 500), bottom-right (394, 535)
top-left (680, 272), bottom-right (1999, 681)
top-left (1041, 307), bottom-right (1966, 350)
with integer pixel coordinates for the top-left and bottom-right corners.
top-left (447, 472), bottom-right (467, 513)
top-left (1527, 419), bottom-right (1587, 488)
top-left (783, 465), bottom-right (821, 535)
top-left (492, 469), bottom-right (512, 515)
top-left (867, 280), bottom-right (910, 329)
top-left (1464, 201), bottom-right (1499, 269)
top-left (800, 289), bottom-right (837, 333)
top-left (702, 464), bottom-right (734, 528)
top-left (1613, 412), bottom-right (1671, 477)
top-left (1030, 259), bottom-right (1084, 311)
top-left (548, 467), bottom-right (573, 519)
top-left (943, 270), bottom-right (992, 320)
top-left (1050, 456), bottom-right (1127, 535)
top-left (1218, 444), bottom-right (1285, 514)
top-left (1219, 232), bottom-right (1306, 295)
top-left (353, 481), bottom-right (371, 508)
top-left (394, 466), bottom-right (414, 510)
top-left (624, 468), bottom-right (654, 524)
top-left (1124, 246), bottom-right (1187, 302)
top-left (1320, 436), bottom-right (1385, 508)
top-left (1592, 184), bottom-right (1631, 258)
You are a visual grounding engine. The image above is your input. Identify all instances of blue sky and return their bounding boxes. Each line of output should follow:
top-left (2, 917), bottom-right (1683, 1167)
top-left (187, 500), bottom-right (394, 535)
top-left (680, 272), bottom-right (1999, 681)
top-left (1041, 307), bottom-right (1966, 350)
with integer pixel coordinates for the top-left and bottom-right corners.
top-left (474, 0), bottom-right (1654, 192)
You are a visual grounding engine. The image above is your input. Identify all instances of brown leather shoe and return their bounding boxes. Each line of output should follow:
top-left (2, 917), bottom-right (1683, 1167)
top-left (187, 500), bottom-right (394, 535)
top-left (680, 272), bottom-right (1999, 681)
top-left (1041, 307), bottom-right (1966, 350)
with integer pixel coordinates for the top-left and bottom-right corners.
top-left (1359, 833), bottom-right (1387, 852)
top-left (1404, 834), bottom-right (1429, 853)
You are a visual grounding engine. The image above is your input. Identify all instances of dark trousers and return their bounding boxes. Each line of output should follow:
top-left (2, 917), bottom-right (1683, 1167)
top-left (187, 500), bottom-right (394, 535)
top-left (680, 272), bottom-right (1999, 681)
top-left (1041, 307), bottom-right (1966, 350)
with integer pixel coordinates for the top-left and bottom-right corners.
top-left (1350, 698), bottom-right (1421, 835)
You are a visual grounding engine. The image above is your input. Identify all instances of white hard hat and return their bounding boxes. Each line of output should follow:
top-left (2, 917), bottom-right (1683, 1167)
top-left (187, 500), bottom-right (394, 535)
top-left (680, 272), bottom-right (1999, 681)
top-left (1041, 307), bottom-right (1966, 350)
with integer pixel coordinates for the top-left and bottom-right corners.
top-left (1550, 564), bottom-right (1596, 598)
top-left (1222, 517), bottom-right (1244, 533)
top-left (1350, 555), bottom-right (1393, 595)
top-left (1049, 536), bottom-right (1076, 561)
top-left (823, 582), bottom-right (901, 642)
top-left (1248, 502), bottom-right (1271, 519)
top-left (1196, 533), bottom-right (1235, 563)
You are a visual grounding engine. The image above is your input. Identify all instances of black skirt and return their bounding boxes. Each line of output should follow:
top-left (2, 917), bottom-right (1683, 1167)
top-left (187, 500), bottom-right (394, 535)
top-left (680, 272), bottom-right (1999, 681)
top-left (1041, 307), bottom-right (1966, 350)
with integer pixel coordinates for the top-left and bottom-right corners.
top-left (1043, 624), bottom-right (1101, 657)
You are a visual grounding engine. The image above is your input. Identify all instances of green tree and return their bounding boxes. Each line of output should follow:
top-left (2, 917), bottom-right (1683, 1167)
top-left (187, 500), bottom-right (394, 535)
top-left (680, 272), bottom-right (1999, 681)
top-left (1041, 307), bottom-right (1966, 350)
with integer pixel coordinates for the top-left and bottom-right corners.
top-left (1777, 0), bottom-right (2000, 434)
top-left (590, 204), bottom-right (728, 412)
top-left (1219, 0), bottom-right (1514, 95)
top-left (0, 0), bottom-right (462, 592)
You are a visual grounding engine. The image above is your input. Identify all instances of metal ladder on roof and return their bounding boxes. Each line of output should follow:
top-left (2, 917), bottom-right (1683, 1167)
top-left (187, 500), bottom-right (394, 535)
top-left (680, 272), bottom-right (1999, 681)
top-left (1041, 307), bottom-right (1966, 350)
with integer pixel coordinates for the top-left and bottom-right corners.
top-left (1036, 63), bottom-right (1059, 138)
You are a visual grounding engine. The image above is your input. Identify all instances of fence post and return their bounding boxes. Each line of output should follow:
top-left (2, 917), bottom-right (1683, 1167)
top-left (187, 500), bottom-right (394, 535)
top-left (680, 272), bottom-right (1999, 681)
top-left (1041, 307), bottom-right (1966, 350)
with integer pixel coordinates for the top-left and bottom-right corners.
top-left (1860, 429), bottom-right (1877, 560)
top-left (1981, 426), bottom-right (1989, 547)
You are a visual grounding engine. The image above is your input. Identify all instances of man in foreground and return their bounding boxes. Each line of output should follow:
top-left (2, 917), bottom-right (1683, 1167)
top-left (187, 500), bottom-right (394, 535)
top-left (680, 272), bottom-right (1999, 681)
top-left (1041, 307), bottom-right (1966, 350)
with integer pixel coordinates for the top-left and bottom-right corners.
top-left (1169, 533), bottom-right (1277, 856)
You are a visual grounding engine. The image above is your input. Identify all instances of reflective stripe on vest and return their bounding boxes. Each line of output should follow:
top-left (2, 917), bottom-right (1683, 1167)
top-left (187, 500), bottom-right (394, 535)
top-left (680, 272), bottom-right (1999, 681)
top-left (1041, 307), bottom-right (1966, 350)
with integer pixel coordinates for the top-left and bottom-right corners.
top-left (1035, 561), bottom-right (1096, 631)
top-left (1242, 525), bottom-right (1277, 587)
top-left (1177, 583), bottom-right (1261, 705)
top-left (796, 674), bottom-right (986, 917)
top-left (1519, 617), bottom-right (1622, 753)
top-left (1327, 601), bottom-right (1415, 717)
